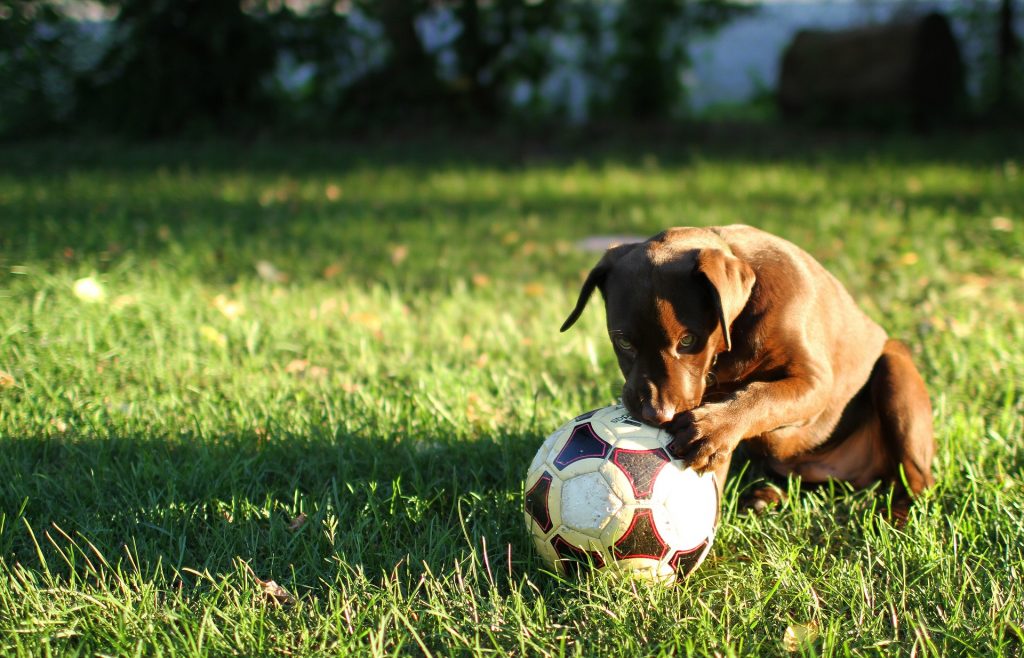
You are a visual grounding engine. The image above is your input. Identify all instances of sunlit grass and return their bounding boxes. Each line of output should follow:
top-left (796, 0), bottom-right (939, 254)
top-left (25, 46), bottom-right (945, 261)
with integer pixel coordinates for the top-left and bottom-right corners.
top-left (0, 134), bottom-right (1022, 656)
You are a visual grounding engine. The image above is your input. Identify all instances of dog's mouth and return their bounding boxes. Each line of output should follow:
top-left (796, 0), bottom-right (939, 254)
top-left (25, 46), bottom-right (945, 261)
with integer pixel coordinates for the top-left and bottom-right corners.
top-left (622, 385), bottom-right (702, 427)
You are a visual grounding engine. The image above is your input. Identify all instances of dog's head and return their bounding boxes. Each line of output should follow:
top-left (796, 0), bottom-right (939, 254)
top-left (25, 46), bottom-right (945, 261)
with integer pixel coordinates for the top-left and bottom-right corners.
top-left (561, 229), bottom-right (755, 426)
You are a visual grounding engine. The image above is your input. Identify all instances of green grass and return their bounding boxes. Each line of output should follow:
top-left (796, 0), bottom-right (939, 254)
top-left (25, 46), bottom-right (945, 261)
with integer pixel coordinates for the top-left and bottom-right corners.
top-left (1, 131), bottom-right (1022, 656)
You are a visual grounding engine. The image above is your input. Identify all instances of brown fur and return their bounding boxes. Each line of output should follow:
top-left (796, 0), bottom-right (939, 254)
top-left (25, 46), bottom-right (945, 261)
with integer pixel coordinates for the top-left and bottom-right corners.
top-left (561, 225), bottom-right (935, 512)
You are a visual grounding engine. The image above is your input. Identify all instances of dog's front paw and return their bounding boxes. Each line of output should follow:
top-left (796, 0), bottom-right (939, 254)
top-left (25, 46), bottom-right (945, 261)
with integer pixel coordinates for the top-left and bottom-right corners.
top-left (665, 404), bottom-right (740, 473)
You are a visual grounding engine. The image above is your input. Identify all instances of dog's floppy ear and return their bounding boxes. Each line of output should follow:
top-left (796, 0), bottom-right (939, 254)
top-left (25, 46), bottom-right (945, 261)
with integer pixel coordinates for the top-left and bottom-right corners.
top-left (560, 243), bottom-right (637, 332)
top-left (696, 249), bottom-right (755, 352)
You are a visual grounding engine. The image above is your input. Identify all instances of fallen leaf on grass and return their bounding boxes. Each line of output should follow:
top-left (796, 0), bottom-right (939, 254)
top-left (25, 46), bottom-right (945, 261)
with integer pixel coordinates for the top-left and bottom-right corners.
top-left (898, 252), bottom-right (919, 266)
top-left (524, 282), bottom-right (545, 297)
top-left (50, 419), bottom-right (69, 433)
top-left (73, 276), bottom-right (106, 303)
top-left (467, 392), bottom-right (505, 426)
top-left (199, 325), bottom-right (228, 349)
top-left (212, 294), bottom-right (245, 320)
top-left (348, 312), bottom-right (381, 332)
top-left (287, 513), bottom-right (308, 532)
top-left (324, 183), bottom-right (342, 201)
top-left (390, 244), bottom-right (409, 266)
top-left (992, 216), bottom-right (1014, 232)
top-left (285, 359), bottom-right (310, 374)
top-left (258, 578), bottom-right (296, 606)
top-left (322, 263), bottom-right (344, 279)
top-left (0, 371), bottom-right (16, 388)
top-left (471, 273), bottom-right (491, 287)
top-left (783, 621), bottom-right (820, 652)
top-left (284, 359), bottom-right (328, 380)
top-left (111, 294), bottom-right (138, 310)
top-left (242, 561), bottom-right (297, 606)
top-left (256, 260), bottom-right (289, 284)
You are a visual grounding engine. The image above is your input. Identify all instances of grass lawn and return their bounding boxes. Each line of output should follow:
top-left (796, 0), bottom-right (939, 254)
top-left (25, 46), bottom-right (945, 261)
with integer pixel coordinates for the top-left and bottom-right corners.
top-left (1, 131), bottom-right (1022, 656)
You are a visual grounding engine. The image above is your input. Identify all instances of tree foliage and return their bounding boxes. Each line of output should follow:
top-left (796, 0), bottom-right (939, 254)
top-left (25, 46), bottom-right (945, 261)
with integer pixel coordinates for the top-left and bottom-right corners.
top-left (5, 0), bottom-right (750, 136)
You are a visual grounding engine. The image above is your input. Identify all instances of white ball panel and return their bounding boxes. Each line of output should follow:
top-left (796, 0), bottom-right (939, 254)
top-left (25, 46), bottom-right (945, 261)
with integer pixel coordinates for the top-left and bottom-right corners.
top-left (598, 460), bottom-right (639, 506)
top-left (650, 467), bottom-right (718, 552)
top-left (560, 472), bottom-right (621, 536)
top-left (606, 556), bottom-right (676, 582)
top-left (527, 424), bottom-right (566, 476)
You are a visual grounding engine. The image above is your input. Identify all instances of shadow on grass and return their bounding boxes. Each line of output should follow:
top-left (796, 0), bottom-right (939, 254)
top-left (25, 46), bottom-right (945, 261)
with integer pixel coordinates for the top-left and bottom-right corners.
top-left (0, 429), bottom-right (542, 588)
top-left (0, 426), bottom-right (790, 595)
top-left (2, 123), bottom-right (1023, 174)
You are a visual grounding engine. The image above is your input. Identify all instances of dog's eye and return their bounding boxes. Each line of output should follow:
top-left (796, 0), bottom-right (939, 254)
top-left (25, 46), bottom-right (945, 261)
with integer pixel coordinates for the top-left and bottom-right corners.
top-left (678, 334), bottom-right (696, 350)
top-left (613, 336), bottom-right (635, 353)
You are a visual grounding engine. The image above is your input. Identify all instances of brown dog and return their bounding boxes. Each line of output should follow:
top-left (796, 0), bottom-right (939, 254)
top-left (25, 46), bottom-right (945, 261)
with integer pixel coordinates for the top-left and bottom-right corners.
top-left (561, 225), bottom-right (935, 517)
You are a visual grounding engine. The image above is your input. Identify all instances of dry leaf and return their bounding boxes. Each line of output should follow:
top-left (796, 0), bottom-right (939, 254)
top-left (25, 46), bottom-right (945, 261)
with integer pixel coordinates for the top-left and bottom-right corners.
top-left (524, 282), bottom-right (546, 297)
top-left (467, 392), bottom-right (504, 426)
top-left (199, 325), bottom-right (228, 348)
top-left (240, 560), bottom-right (296, 605)
top-left (111, 294), bottom-right (138, 310)
top-left (349, 311), bottom-right (381, 331)
top-left (898, 252), bottom-right (919, 266)
top-left (471, 273), bottom-right (490, 287)
top-left (783, 621), bottom-right (820, 652)
top-left (390, 244), bottom-right (409, 266)
top-left (256, 260), bottom-right (288, 283)
top-left (258, 578), bottom-right (296, 606)
top-left (285, 359), bottom-right (327, 380)
top-left (0, 371), bottom-right (16, 388)
top-left (322, 263), bottom-right (344, 279)
top-left (992, 216), bottom-right (1013, 232)
top-left (213, 294), bottom-right (245, 320)
top-left (288, 513), bottom-right (308, 532)
top-left (325, 183), bottom-right (342, 201)
top-left (73, 276), bottom-right (106, 302)
top-left (50, 419), bottom-right (69, 433)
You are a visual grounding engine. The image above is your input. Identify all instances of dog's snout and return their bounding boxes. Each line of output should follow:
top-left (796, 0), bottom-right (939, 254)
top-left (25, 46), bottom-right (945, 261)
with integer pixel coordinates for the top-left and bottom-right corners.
top-left (640, 401), bottom-right (675, 426)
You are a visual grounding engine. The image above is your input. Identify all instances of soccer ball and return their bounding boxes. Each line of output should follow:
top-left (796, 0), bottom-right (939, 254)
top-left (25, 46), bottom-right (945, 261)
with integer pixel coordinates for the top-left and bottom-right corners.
top-left (524, 403), bottom-right (719, 581)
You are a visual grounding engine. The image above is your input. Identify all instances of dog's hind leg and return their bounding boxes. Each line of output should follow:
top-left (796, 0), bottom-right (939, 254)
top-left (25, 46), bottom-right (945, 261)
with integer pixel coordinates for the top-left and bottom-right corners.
top-left (871, 339), bottom-right (936, 517)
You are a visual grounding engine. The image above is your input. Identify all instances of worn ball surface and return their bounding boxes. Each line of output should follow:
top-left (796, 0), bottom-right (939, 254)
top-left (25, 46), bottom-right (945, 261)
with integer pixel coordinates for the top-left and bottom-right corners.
top-left (524, 403), bottom-right (719, 581)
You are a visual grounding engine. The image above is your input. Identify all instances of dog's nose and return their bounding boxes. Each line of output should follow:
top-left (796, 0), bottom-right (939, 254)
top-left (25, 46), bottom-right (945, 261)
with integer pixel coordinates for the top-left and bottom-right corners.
top-left (640, 401), bottom-right (675, 426)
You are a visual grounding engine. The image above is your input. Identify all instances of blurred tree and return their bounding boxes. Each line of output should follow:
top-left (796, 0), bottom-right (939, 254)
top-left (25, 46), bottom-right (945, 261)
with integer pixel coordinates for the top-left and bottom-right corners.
top-left (1, 0), bottom-right (756, 137)
top-left (76, 0), bottom-right (277, 136)
top-left (0, 1), bottom-right (74, 136)
top-left (337, 0), bottom-right (447, 122)
top-left (450, 0), bottom-right (564, 117)
top-left (996, 0), bottom-right (1022, 111)
top-left (608, 0), bottom-right (751, 118)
